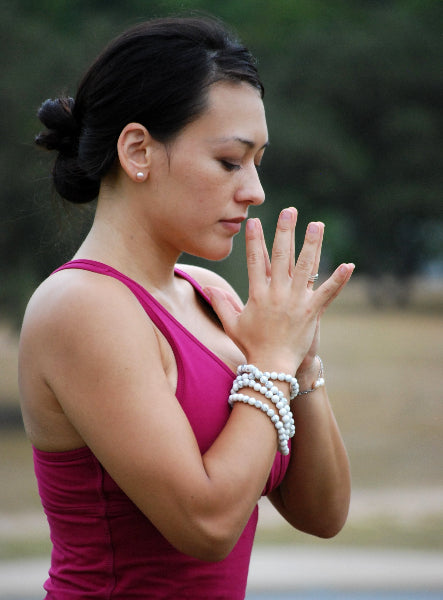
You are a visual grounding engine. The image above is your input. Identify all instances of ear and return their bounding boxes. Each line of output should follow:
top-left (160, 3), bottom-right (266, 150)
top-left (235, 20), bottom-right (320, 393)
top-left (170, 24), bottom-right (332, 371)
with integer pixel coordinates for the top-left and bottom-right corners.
top-left (117, 123), bottom-right (152, 183)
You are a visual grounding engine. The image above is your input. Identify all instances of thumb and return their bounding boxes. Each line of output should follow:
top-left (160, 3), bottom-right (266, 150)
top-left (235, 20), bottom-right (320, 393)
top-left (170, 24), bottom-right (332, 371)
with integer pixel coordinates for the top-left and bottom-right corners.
top-left (204, 286), bottom-right (242, 335)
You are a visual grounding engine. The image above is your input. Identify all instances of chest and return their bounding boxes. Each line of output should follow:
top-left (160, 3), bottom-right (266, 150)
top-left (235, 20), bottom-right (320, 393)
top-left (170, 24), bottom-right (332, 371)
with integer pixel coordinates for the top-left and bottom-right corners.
top-left (180, 293), bottom-right (244, 371)
top-left (154, 283), bottom-right (244, 390)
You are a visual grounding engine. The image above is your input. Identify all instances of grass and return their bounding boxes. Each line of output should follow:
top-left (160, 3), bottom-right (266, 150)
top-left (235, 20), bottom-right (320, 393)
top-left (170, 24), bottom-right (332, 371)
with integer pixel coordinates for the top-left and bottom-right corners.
top-left (1, 277), bottom-right (442, 557)
top-left (321, 310), bottom-right (442, 487)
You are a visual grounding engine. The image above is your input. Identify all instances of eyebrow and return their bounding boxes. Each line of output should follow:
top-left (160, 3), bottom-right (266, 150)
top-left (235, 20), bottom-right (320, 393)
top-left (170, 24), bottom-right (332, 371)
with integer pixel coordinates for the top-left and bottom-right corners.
top-left (213, 136), bottom-right (269, 151)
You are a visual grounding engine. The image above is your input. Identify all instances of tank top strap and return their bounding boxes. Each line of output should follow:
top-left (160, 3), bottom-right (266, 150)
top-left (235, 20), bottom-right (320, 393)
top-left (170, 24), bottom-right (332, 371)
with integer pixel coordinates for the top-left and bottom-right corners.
top-left (53, 259), bottom-right (181, 336)
top-left (53, 260), bottom-right (211, 309)
top-left (173, 266), bottom-right (212, 305)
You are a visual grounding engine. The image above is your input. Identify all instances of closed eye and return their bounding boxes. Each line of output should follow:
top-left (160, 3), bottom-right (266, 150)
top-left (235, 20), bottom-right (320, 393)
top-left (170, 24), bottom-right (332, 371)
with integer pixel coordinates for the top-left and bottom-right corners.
top-left (220, 160), bottom-right (241, 172)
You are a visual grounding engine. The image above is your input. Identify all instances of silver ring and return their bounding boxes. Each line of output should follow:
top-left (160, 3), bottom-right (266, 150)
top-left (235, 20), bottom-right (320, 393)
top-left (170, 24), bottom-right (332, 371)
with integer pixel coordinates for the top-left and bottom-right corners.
top-left (308, 273), bottom-right (319, 282)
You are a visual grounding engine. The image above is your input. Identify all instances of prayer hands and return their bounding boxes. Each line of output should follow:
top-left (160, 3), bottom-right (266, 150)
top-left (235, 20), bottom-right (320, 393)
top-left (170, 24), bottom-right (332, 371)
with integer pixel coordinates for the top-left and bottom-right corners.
top-left (206, 208), bottom-right (354, 374)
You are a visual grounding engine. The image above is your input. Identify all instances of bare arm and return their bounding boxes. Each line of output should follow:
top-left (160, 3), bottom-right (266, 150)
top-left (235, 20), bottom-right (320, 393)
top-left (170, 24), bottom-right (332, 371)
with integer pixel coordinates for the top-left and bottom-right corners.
top-left (268, 377), bottom-right (351, 538)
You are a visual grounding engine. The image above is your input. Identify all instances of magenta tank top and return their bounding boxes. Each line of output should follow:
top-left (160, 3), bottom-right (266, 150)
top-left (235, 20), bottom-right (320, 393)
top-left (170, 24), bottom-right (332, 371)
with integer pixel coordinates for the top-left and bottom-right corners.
top-left (33, 259), bottom-right (290, 599)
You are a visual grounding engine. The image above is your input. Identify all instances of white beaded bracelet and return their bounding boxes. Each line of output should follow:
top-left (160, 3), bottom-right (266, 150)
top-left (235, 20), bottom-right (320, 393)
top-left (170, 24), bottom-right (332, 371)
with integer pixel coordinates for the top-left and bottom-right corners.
top-left (229, 364), bottom-right (297, 455)
top-left (232, 365), bottom-right (296, 436)
top-left (297, 355), bottom-right (326, 396)
top-left (230, 378), bottom-right (294, 437)
top-left (236, 364), bottom-right (300, 400)
top-left (229, 393), bottom-right (291, 455)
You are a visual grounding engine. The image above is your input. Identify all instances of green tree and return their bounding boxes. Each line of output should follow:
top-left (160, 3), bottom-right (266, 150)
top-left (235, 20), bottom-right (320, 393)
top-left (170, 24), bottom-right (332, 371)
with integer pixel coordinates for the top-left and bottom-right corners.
top-left (1, 0), bottom-right (441, 319)
top-left (256, 2), bottom-right (443, 304)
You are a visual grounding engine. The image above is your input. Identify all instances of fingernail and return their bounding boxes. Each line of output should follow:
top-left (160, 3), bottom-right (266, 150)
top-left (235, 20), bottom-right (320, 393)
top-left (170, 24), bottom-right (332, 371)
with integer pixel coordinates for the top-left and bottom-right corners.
top-left (339, 264), bottom-right (348, 275)
top-left (204, 286), bottom-right (219, 300)
top-left (281, 209), bottom-right (292, 220)
top-left (308, 223), bottom-right (319, 234)
top-left (246, 219), bottom-right (256, 231)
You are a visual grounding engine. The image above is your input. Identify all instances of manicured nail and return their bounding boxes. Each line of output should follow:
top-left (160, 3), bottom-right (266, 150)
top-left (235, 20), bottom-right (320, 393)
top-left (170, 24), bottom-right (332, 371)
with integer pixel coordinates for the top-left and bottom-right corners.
top-left (308, 223), bottom-right (319, 234)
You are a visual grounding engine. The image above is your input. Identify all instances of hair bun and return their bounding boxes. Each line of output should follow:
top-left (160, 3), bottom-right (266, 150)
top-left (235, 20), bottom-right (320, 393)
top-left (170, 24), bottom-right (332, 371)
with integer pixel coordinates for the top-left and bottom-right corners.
top-left (35, 97), bottom-right (99, 203)
top-left (35, 97), bottom-right (79, 155)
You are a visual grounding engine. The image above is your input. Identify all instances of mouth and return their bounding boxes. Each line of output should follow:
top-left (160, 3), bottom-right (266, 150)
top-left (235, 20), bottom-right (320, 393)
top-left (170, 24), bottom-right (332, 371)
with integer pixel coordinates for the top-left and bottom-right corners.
top-left (220, 216), bottom-right (246, 224)
top-left (219, 217), bottom-right (246, 234)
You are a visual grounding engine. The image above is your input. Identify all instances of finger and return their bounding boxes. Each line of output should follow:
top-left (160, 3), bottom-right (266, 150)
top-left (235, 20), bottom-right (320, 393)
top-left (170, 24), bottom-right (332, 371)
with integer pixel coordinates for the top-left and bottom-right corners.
top-left (308, 222), bottom-right (324, 286)
top-left (257, 219), bottom-right (271, 278)
top-left (288, 207), bottom-right (298, 277)
top-left (292, 221), bottom-right (323, 287)
top-left (204, 286), bottom-right (242, 336)
top-left (270, 208), bottom-right (297, 284)
top-left (322, 263), bottom-right (354, 312)
top-left (245, 218), bottom-right (269, 298)
top-left (315, 263), bottom-right (355, 315)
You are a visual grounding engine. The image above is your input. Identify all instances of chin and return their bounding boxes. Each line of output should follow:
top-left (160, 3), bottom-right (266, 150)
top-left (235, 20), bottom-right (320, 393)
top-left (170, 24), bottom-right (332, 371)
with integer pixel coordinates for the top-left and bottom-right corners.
top-left (188, 241), bottom-right (234, 262)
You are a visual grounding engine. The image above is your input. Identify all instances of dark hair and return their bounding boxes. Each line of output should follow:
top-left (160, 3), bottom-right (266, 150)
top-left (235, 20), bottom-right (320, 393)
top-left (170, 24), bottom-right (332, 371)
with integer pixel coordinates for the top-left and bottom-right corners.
top-left (35, 16), bottom-right (264, 204)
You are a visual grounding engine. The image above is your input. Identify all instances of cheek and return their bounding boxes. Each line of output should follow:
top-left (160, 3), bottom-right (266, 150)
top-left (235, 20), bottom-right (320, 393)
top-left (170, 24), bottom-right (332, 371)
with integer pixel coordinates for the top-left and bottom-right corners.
top-left (183, 168), bottom-right (227, 205)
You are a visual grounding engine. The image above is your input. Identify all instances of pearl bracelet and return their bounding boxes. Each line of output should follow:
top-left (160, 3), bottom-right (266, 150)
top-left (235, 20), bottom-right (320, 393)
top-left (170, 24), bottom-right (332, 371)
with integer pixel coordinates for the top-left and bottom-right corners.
top-left (232, 365), bottom-right (296, 436)
top-left (297, 355), bottom-right (325, 396)
top-left (228, 364), bottom-right (297, 455)
top-left (229, 393), bottom-right (291, 455)
top-left (230, 378), bottom-right (294, 439)
top-left (235, 363), bottom-right (300, 400)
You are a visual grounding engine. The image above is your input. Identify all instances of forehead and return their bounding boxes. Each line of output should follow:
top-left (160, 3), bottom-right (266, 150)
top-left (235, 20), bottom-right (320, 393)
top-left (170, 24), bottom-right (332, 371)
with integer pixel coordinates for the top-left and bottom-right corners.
top-left (182, 81), bottom-right (268, 147)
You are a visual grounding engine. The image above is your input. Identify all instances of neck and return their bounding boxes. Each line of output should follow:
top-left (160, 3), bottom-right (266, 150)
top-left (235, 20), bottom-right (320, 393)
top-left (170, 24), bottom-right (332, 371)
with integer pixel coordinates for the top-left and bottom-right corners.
top-left (74, 194), bottom-right (181, 293)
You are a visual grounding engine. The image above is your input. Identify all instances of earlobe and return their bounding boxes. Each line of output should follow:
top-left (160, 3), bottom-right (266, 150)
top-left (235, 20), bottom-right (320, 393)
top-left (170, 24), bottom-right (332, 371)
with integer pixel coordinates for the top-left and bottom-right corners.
top-left (117, 123), bottom-right (152, 182)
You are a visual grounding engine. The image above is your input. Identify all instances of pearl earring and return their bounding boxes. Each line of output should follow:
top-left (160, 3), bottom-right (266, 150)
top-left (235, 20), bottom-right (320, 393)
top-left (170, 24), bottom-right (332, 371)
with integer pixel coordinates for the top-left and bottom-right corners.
top-left (136, 172), bottom-right (145, 181)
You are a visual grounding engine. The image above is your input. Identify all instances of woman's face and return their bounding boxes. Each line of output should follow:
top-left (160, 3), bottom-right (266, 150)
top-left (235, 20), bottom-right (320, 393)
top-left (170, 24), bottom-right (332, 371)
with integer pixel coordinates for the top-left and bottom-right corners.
top-left (146, 81), bottom-right (268, 261)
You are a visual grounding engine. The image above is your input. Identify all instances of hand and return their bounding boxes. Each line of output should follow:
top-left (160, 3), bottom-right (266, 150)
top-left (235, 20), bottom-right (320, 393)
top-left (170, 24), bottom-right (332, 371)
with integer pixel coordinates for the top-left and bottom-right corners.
top-left (206, 208), bottom-right (354, 373)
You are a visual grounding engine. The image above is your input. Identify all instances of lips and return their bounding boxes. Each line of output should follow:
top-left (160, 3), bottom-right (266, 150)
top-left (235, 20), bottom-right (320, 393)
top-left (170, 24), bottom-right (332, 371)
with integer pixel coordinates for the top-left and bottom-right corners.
top-left (219, 216), bottom-right (246, 233)
top-left (221, 216), bottom-right (246, 224)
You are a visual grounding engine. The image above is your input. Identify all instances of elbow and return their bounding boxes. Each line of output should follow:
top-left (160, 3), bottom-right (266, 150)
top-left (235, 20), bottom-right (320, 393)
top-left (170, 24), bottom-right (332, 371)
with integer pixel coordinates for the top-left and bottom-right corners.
top-left (181, 529), bottom-right (239, 563)
top-left (193, 531), bottom-right (238, 563)
top-left (300, 504), bottom-right (349, 539)
top-left (173, 515), bottom-right (242, 563)
top-left (155, 487), bottom-right (251, 562)
top-left (305, 481), bottom-right (351, 539)
top-left (311, 515), bottom-right (347, 539)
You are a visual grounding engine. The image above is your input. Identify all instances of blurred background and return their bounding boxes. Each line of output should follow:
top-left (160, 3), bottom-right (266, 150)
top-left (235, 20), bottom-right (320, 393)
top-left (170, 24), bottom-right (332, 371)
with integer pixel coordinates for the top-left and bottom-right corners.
top-left (0, 0), bottom-right (442, 597)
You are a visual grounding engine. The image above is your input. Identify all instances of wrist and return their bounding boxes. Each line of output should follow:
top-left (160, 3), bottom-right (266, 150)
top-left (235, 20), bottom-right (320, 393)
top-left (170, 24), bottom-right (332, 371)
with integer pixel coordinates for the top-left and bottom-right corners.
top-left (245, 353), bottom-right (300, 378)
top-left (230, 363), bottom-right (297, 455)
top-left (296, 355), bottom-right (325, 396)
top-left (296, 356), bottom-right (319, 386)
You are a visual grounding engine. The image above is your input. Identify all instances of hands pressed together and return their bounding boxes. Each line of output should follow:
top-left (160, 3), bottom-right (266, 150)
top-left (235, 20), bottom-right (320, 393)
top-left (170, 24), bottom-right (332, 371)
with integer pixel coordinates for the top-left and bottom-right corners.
top-left (207, 207), bottom-right (354, 378)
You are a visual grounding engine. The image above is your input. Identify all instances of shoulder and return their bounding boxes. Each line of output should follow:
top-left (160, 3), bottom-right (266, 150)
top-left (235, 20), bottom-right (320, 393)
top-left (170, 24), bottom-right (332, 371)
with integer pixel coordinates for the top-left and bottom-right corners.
top-left (20, 268), bottom-right (158, 371)
top-left (176, 264), bottom-right (243, 305)
top-left (22, 267), bottom-right (147, 333)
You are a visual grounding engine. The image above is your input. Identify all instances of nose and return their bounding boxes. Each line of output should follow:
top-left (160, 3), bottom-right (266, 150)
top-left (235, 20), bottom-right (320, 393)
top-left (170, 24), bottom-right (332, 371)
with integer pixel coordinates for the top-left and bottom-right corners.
top-left (235, 164), bottom-right (265, 206)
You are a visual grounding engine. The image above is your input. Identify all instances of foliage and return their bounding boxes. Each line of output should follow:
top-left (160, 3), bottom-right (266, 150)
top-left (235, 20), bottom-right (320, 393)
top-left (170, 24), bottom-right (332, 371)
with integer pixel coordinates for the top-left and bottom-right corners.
top-left (1, 0), bottom-right (442, 319)
top-left (260, 3), bottom-right (443, 284)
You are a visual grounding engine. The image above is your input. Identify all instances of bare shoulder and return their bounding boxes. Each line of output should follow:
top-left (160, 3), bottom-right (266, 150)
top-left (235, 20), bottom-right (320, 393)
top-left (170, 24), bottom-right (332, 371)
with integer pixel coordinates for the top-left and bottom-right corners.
top-left (19, 268), bottom-right (161, 393)
top-left (21, 267), bottom-right (150, 343)
top-left (177, 264), bottom-right (243, 305)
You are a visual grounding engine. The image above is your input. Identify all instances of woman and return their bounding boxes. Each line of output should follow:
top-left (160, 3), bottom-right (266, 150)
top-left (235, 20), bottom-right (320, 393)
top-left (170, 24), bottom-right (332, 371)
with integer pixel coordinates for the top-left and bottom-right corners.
top-left (19, 16), bottom-right (354, 599)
